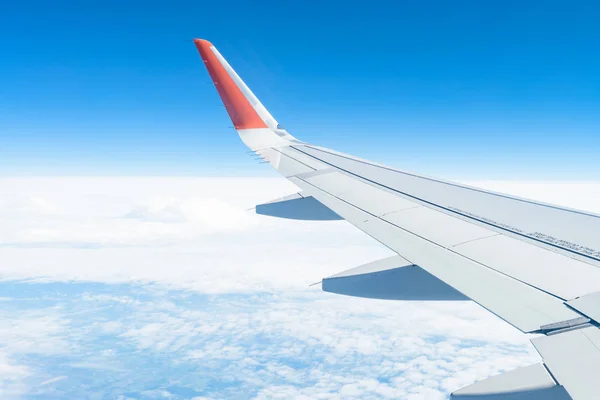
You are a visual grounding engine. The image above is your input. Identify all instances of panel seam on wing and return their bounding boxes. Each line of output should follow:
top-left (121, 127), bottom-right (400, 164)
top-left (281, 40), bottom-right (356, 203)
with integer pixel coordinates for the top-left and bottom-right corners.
top-left (452, 233), bottom-right (503, 248)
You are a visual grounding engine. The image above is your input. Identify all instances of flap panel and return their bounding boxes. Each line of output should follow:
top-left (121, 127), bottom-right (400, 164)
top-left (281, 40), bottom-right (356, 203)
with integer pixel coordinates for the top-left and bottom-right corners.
top-left (567, 291), bottom-right (600, 323)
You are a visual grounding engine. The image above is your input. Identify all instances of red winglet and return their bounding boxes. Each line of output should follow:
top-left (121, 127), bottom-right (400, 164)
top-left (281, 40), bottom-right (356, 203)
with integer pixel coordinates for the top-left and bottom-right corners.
top-left (194, 39), bottom-right (268, 130)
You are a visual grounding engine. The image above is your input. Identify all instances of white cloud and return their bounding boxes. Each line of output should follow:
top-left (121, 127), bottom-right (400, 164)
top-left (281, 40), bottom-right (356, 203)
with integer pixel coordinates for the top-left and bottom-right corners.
top-left (0, 312), bottom-right (70, 356)
top-left (0, 177), bottom-right (295, 249)
top-left (125, 195), bottom-right (257, 228)
top-left (12, 196), bottom-right (58, 215)
top-left (39, 376), bottom-right (68, 386)
top-left (0, 351), bottom-right (30, 400)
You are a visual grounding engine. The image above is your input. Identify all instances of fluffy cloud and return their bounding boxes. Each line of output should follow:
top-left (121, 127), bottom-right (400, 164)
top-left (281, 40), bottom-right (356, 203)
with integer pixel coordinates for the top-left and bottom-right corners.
top-left (124, 196), bottom-right (258, 228)
top-left (0, 282), bottom-right (537, 399)
top-left (0, 178), bottom-right (270, 248)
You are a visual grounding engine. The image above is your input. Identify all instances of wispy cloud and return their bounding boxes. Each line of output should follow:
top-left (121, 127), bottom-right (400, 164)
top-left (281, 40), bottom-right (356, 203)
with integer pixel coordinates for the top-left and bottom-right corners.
top-left (39, 376), bottom-right (68, 386)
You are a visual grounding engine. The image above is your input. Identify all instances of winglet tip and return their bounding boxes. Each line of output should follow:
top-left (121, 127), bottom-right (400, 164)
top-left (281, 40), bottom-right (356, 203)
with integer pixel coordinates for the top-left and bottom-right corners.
top-left (193, 38), bottom-right (213, 49)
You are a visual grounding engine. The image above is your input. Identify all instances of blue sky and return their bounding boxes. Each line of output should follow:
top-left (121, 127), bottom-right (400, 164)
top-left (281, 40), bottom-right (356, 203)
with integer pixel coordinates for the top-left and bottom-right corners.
top-left (1, 0), bottom-right (599, 179)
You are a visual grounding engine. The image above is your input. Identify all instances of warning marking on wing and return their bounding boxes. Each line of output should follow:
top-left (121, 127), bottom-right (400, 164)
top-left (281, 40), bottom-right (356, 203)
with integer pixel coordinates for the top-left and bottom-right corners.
top-left (448, 207), bottom-right (600, 260)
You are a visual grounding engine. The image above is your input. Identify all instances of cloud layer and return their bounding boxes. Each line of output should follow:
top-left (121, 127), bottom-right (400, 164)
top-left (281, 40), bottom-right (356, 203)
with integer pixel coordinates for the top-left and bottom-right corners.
top-left (0, 282), bottom-right (538, 400)
top-left (0, 177), bottom-right (598, 399)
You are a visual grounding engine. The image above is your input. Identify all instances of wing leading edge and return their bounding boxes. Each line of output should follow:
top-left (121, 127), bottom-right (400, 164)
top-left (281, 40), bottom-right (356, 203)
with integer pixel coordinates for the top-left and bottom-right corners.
top-left (194, 39), bottom-right (600, 399)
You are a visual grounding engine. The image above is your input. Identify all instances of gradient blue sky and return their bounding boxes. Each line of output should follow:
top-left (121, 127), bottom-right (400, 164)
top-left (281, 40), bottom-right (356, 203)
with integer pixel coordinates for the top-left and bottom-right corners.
top-left (2, 1), bottom-right (599, 179)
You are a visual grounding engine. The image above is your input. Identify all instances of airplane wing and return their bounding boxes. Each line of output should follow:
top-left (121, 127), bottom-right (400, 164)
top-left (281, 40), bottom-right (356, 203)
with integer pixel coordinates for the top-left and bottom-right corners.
top-left (194, 39), bottom-right (600, 400)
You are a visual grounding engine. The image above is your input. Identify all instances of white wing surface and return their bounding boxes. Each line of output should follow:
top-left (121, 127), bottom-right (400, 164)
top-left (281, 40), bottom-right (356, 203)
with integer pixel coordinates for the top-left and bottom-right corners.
top-left (194, 39), bottom-right (600, 399)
